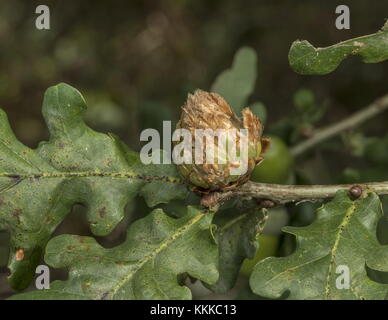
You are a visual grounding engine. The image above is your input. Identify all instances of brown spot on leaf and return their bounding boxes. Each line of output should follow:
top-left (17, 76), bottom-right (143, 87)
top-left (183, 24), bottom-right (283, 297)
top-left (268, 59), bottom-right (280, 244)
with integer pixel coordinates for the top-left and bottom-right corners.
top-left (99, 207), bottom-right (107, 218)
top-left (13, 209), bottom-right (22, 224)
top-left (7, 174), bottom-right (21, 180)
top-left (100, 292), bottom-right (109, 300)
top-left (15, 248), bottom-right (25, 261)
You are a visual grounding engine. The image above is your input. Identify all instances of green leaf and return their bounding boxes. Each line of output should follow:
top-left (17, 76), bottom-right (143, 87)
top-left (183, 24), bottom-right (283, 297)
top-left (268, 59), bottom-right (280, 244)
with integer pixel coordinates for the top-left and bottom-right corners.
top-left (10, 206), bottom-right (218, 300)
top-left (367, 246), bottom-right (388, 286)
top-left (0, 83), bottom-right (187, 290)
top-left (364, 134), bottom-right (388, 166)
top-left (293, 88), bottom-right (315, 111)
top-left (289, 21), bottom-right (388, 75)
top-left (208, 207), bottom-right (266, 293)
top-left (250, 191), bottom-right (388, 300)
top-left (211, 47), bottom-right (257, 112)
top-left (249, 102), bottom-right (267, 124)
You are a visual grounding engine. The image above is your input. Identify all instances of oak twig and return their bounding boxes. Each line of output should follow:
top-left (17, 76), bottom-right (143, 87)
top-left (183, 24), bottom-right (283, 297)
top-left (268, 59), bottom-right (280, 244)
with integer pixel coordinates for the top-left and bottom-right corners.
top-left (202, 181), bottom-right (388, 208)
top-left (290, 94), bottom-right (388, 157)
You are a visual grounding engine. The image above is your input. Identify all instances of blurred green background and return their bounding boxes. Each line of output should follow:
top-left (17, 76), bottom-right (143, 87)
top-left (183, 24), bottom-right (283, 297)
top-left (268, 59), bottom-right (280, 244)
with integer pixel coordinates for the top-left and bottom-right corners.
top-left (0, 0), bottom-right (387, 299)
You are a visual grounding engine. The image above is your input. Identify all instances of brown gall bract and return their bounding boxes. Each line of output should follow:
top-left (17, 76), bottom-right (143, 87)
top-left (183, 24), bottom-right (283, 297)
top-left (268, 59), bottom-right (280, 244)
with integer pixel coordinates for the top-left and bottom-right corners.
top-left (175, 89), bottom-right (270, 193)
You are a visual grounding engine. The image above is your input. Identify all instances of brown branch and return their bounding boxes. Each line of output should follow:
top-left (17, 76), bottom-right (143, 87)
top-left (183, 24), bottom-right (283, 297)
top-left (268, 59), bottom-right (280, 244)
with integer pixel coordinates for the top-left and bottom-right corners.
top-left (290, 94), bottom-right (388, 157)
top-left (202, 181), bottom-right (388, 208)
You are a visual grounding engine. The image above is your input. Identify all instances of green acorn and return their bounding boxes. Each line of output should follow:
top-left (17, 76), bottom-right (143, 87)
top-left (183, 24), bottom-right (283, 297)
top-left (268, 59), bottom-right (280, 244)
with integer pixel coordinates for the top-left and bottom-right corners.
top-left (175, 89), bottom-right (269, 193)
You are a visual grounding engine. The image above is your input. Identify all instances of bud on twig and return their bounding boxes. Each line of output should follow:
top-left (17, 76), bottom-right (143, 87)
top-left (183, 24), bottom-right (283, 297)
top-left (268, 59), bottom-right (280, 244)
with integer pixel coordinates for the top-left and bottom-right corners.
top-left (349, 185), bottom-right (363, 199)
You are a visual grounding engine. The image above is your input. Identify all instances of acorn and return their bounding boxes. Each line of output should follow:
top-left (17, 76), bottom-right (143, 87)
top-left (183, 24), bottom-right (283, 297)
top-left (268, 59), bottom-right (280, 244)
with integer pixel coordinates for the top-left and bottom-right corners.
top-left (174, 89), bottom-right (270, 193)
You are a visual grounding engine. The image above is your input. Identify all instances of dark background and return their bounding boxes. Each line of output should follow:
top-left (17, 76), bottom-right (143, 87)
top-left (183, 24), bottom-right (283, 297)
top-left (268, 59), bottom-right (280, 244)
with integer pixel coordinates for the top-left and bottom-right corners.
top-left (1, 1), bottom-right (387, 148)
top-left (0, 0), bottom-right (387, 299)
